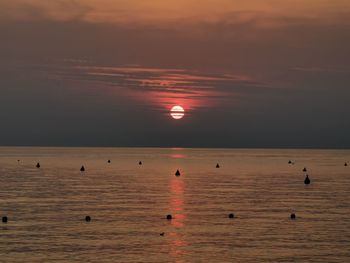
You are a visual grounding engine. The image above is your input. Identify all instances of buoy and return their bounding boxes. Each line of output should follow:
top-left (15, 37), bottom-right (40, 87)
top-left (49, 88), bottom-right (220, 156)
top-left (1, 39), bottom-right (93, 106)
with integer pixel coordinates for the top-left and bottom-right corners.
top-left (304, 175), bottom-right (311, 185)
top-left (166, 214), bottom-right (172, 220)
top-left (36, 162), bottom-right (40, 168)
top-left (2, 216), bottom-right (8, 223)
top-left (80, 166), bottom-right (85, 172)
top-left (216, 163), bottom-right (220, 168)
top-left (345, 162), bottom-right (348, 167)
top-left (303, 167), bottom-right (307, 172)
top-left (107, 160), bottom-right (111, 163)
top-left (290, 213), bottom-right (296, 219)
top-left (160, 232), bottom-right (165, 236)
top-left (139, 161), bottom-right (142, 165)
top-left (228, 213), bottom-right (234, 219)
top-left (85, 216), bottom-right (91, 222)
top-left (288, 160), bottom-right (292, 164)
top-left (175, 169), bottom-right (181, 176)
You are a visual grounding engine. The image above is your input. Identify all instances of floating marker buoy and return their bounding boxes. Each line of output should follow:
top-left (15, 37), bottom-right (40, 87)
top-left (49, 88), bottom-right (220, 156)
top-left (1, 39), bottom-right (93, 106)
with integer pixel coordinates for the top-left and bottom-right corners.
top-left (216, 163), bottom-right (220, 168)
top-left (160, 232), bottom-right (165, 236)
top-left (85, 216), bottom-right (91, 222)
top-left (80, 166), bottom-right (85, 172)
top-left (303, 167), bottom-right (307, 172)
top-left (166, 214), bottom-right (172, 220)
top-left (139, 161), bottom-right (142, 165)
top-left (304, 175), bottom-right (311, 185)
top-left (290, 213), bottom-right (296, 220)
top-left (345, 162), bottom-right (348, 167)
top-left (36, 163), bottom-right (40, 168)
top-left (2, 216), bottom-right (8, 223)
top-left (175, 169), bottom-right (181, 176)
top-left (228, 213), bottom-right (234, 219)
top-left (107, 160), bottom-right (111, 163)
top-left (288, 160), bottom-right (292, 164)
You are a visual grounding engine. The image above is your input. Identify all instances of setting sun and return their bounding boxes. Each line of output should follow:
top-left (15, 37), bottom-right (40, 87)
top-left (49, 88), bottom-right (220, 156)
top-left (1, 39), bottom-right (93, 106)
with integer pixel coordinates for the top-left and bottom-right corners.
top-left (170, 105), bottom-right (185, 120)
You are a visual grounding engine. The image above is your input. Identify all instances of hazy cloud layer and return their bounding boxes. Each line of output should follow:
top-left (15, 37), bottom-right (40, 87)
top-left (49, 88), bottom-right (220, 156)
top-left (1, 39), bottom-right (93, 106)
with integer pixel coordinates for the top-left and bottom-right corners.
top-left (1, 0), bottom-right (350, 26)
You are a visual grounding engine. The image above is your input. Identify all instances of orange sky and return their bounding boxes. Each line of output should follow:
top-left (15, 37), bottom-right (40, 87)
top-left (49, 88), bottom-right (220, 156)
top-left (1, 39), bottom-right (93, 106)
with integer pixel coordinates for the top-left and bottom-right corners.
top-left (2, 0), bottom-right (350, 26)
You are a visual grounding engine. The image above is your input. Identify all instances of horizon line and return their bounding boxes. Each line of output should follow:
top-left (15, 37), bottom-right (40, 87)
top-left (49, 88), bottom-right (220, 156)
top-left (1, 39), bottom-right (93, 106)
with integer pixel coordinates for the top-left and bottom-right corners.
top-left (0, 145), bottom-right (349, 151)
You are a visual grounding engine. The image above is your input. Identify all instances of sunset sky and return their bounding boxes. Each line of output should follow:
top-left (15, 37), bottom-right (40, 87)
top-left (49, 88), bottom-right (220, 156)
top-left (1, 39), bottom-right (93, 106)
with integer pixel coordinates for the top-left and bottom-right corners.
top-left (0, 0), bottom-right (349, 148)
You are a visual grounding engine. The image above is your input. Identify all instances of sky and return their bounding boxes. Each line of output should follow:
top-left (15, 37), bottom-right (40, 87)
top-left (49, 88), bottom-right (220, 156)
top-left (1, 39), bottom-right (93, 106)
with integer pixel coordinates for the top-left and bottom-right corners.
top-left (0, 0), bottom-right (349, 148)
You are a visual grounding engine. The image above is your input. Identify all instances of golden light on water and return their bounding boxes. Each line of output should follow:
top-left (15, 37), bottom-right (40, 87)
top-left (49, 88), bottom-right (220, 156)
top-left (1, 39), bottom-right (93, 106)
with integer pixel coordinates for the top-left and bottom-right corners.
top-left (170, 105), bottom-right (185, 120)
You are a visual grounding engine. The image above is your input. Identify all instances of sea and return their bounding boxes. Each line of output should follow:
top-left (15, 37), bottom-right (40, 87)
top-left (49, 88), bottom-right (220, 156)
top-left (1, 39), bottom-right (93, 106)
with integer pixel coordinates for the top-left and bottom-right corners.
top-left (0, 147), bottom-right (349, 262)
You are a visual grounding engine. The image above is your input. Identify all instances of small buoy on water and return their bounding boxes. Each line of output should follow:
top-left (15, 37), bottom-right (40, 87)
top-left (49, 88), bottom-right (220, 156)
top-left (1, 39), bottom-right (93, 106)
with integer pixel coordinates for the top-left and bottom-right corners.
top-left (166, 214), bottom-right (172, 220)
top-left (139, 161), bottom-right (142, 165)
top-left (175, 169), bottom-right (181, 176)
top-left (290, 213), bottom-right (296, 220)
top-left (2, 216), bottom-right (8, 223)
top-left (304, 175), bottom-right (311, 185)
top-left (228, 213), bottom-right (234, 219)
top-left (36, 162), bottom-right (40, 168)
top-left (288, 160), bottom-right (292, 164)
top-left (80, 166), bottom-right (85, 172)
top-left (107, 160), bottom-right (111, 163)
top-left (160, 232), bottom-right (165, 236)
top-left (216, 163), bottom-right (220, 168)
top-left (303, 167), bottom-right (307, 172)
top-left (85, 216), bottom-right (91, 222)
top-left (345, 162), bottom-right (348, 167)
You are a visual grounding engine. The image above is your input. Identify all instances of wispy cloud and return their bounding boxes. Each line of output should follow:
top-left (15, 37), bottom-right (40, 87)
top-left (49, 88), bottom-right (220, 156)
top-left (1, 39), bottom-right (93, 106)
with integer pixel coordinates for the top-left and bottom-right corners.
top-left (36, 62), bottom-right (268, 113)
top-left (1, 0), bottom-right (350, 28)
top-left (79, 66), bottom-right (257, 111)
top-left (292, 67), bottom-right (350, 73)
top-left (0, 0), bottom-right (91, 22)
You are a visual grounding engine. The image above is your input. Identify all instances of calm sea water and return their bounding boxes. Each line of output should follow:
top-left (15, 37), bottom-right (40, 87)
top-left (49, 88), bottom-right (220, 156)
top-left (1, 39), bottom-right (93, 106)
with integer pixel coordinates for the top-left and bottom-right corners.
top-left (0, 147), bottom-right (350, 262)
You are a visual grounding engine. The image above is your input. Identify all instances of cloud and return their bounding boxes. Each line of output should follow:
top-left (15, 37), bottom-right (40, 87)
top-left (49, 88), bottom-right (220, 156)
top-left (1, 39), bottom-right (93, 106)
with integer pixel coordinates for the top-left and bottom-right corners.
top-left (1, 0), bottom-right (350, 28)
top-left (0, 0), bottom-right (91, 22)
top-left (42, 63), bottom-right (268, 113)
top-left (292, 67), bottom-right (350, 73)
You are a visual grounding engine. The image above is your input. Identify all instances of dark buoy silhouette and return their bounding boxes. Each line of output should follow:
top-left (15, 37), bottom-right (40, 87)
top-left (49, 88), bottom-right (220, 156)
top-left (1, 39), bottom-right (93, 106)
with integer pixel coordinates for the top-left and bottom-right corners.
top-left (80, 166), bottom-right (85, 172)
top-left (345, 162), bottom-right (348, 167)
top-left (2, 216), bottom-right (8, 223)
top-left (175, 169), bottom-right (181, 176)
top-left (216, 163), bottom-right (220, 168)
top-left (228, 213), bottom-right (235, 219)
top-left (160, 232), bottom-right (165, 236)
top-left (304, 175), bottom-right (311, 185)
top-left (303, 167), bottom-right (307, 172)
top-left (290, 213), bottom-right (296, 220)
top-left (139, 161), bottom-right (142, 165)
top-left (107, 160), bottom-right (111, 163)
top-left (85, 216), bottom-right (91, 222)
top-left (288, 160), bottom-right (292, 164)
top-left (166, 214), bottom-right (172, 220)
top-left (36, 162), bottom-right (40, 168)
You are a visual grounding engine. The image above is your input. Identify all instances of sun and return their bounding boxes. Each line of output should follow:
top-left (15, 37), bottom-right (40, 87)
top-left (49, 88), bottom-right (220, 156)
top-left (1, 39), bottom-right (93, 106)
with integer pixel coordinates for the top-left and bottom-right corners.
top-left (170, 105), bottom-right (185, 120)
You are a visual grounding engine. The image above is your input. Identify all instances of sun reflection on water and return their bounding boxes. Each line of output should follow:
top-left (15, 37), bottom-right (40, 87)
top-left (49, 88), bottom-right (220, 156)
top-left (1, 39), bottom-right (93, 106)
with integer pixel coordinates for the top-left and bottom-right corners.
top-left (168, 170), bottom-right (187, 258)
